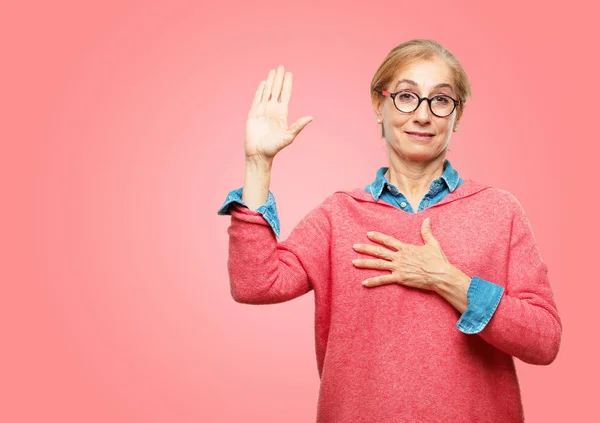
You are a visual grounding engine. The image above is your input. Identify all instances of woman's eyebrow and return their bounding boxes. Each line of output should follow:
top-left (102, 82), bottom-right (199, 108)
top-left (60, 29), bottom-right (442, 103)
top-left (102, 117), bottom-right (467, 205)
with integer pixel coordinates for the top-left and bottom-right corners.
top-left (394, 79), bottom-right (454, 93)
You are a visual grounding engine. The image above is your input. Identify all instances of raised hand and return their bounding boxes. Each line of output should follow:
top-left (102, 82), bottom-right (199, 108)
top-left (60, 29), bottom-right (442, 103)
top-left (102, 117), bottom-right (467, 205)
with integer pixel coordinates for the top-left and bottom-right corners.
top-left (245, 65), bottom-right (313, 162)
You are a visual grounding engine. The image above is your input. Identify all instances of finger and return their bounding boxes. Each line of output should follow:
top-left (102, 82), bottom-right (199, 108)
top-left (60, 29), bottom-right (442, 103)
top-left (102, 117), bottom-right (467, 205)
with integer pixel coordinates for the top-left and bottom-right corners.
top-left (420, 218), bottom-right (439, 246)
top-left (262, 68), bottom-right (276, 102)
top-left (362, 274), bottom-right (398, 287)
top-left (271, 65), bottom-right (285, 102)
top-left (287, 116), bottom-right (313, 137)
top-left (352, 258), bottom-right (394, 271)
top-left (251, 80), bottom-right (266, 109)
top-left (366, 231), bottom-right (405, 251)
top-left (280, 72), bottom-right (292, 106)
top-left (441, 249), bottom-right (449, 261)
top-left (353, 243), bottom-right (395, 261)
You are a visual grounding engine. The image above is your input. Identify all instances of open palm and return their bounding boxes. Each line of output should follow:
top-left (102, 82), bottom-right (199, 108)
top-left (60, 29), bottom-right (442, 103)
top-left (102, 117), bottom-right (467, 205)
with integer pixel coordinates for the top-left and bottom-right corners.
top-left (245, 65), bottom-right (313, 161)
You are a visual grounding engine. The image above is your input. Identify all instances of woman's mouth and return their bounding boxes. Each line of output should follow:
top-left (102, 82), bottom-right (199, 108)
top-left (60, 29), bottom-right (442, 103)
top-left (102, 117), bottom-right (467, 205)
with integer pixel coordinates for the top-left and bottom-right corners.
top-left (405, 131), bottom-right (434, 141)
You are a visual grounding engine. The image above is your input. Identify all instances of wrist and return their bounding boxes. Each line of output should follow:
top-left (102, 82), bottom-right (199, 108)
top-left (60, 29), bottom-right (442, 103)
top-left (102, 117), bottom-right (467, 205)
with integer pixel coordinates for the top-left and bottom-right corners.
top-left (433, 264), bottom-right (470, 295)
top-left (242, 157), bottom-right (273, 210)
top-left (245, 155), bottom-right (273, 169)
top-left (433, 265), bottom-right (471, 314)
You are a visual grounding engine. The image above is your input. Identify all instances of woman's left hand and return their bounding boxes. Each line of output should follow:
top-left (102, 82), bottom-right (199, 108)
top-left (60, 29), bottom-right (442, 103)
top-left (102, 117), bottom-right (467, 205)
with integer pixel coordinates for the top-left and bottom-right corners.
top-left (351, 217), bottom-right (455, 290)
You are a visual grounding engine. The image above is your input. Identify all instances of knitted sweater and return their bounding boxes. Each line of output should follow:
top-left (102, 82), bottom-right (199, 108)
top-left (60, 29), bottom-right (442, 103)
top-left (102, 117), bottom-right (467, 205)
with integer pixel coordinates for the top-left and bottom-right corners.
top-left (225, 179), bottom-right (562, 423)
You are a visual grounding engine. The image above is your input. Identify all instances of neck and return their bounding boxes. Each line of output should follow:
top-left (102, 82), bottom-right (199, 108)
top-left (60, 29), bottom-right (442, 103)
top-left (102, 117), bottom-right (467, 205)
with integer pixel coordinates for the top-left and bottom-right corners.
top-left (384, 154), bottom-right (447, 199)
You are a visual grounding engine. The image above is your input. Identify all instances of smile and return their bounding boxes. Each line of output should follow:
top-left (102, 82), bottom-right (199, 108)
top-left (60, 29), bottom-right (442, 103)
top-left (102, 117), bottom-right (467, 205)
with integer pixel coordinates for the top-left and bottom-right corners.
top-left (405, 131), bottom-right (434, 141)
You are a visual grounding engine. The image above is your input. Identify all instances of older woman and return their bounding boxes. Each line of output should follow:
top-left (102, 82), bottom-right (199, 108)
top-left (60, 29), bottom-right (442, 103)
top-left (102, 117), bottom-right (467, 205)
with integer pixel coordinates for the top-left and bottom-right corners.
top-left (217, 39), bottom-right (562, 423)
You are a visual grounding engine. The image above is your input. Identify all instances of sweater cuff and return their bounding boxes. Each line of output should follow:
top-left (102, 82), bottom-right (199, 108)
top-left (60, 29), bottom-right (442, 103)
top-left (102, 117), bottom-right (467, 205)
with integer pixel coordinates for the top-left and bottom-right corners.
top-left (456, 276), bottom-right (505, 334)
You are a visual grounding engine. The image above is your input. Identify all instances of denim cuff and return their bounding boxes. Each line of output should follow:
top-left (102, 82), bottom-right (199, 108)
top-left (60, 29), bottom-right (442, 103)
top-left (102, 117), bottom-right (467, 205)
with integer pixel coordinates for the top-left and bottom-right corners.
top-left (456, 276), bottom-right (505, 334)
top-left (217, 188), bottom-right (281, 238)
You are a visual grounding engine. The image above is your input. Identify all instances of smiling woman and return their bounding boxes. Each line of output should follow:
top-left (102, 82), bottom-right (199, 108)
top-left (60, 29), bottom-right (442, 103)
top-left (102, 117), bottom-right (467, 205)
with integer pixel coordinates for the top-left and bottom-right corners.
top-left (217, 39), bottom-right (562, 423)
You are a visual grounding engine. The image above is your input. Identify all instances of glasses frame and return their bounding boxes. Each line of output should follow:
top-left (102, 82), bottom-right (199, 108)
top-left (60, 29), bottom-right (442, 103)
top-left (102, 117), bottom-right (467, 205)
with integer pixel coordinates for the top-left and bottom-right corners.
top-left (377, 89), bottom-right (461, 118)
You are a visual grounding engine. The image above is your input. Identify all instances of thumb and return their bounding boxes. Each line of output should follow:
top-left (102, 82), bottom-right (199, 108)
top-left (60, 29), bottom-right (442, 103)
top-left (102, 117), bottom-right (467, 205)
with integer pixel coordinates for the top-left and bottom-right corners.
top-left (420, 217), bottom-right (438, 245)
top-left (288, 116), bottom-right (313, 137)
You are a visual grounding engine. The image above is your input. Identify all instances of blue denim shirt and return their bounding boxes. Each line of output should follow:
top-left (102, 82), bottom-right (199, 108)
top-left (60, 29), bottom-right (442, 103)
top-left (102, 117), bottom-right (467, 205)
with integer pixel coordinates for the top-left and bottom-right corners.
top-left (217, 159), bottom-right (504, 334)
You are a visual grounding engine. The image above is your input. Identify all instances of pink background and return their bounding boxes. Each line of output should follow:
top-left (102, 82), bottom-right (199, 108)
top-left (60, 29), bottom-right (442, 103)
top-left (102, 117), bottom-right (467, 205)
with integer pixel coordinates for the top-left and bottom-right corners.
top-left (2, 0), bottom-right (598, 421)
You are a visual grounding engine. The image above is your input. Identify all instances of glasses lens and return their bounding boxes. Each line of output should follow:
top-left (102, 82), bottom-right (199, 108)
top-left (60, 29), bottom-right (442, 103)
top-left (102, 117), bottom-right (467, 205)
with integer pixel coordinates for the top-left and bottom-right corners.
top-left (394, 91), bottom-right (419, 113)
top-left (431, 95), bottom-right (455, 117)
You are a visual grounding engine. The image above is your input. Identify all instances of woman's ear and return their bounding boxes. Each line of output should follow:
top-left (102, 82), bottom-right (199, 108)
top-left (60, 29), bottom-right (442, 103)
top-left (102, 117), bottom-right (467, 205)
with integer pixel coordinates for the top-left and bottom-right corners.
top-left (452, 117), bottom-right (460, 132)
top-left (372, 96), bottom-right (383, 120)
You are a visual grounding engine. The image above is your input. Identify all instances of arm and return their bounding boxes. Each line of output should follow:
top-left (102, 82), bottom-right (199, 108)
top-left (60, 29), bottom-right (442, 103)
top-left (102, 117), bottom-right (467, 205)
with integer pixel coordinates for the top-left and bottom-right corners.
top-left (226, 197), bottom-right (331, 305)
top-left (222, 66), bottom-right (322, 304)
top-left (443, 196), bottom-right (562, 365)
top-left (224, 157), bottom-right (331, 305)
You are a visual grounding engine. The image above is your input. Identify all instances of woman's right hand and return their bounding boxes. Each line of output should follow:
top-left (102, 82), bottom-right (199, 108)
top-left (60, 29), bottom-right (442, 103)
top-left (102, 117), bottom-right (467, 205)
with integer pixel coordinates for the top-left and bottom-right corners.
top-left (245, 65), bottom-right (313, 162)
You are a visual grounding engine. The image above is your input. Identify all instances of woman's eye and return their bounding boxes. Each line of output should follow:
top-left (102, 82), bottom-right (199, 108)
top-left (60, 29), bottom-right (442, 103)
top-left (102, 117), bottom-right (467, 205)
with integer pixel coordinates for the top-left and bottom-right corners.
top-left (433, 96), bottom-right (449, 104)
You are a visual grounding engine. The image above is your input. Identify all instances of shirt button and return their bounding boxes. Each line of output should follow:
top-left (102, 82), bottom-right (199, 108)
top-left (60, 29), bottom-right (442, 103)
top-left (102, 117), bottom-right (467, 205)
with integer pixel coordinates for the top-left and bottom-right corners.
top-left (400, 201), bottom-right (407, 208)
top-left (387, 185), bottom-right (392, 191)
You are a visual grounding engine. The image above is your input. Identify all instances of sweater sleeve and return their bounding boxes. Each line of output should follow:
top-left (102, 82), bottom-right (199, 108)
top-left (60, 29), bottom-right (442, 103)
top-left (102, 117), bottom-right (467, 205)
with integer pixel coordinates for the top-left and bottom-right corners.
top-left (225, 198), bottom-right (332, 305)
top-left (475, 194), bottom-right (562, 365)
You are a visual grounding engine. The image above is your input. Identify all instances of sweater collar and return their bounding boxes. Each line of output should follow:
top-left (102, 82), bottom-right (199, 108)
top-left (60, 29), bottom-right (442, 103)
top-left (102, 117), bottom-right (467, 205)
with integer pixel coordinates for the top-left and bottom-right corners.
top-left (340, 179), bottom-right (492, 210)
top-left (368, 159), bottom-right (461, 201)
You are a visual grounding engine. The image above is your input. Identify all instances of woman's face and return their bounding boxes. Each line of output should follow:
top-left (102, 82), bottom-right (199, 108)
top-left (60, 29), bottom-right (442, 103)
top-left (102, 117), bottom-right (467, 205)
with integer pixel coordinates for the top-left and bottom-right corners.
top-left (373, 57), bottom-right (458, 162)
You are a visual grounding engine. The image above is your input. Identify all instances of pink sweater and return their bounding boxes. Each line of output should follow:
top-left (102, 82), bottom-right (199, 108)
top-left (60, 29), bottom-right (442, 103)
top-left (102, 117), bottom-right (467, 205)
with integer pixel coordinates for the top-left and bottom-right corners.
top-left (225, 179), bottom-right (562, 422)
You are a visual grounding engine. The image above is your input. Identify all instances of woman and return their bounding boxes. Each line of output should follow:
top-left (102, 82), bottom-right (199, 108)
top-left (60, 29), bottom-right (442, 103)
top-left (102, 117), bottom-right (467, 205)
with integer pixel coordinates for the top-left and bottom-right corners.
top-left (217, 39), bottom-right (562, 423)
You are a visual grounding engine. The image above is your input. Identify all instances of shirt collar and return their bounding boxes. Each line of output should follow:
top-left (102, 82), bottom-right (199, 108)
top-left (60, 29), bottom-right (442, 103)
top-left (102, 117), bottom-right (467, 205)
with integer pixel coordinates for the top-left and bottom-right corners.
top-left (368, 159), bottom-right (461, 201)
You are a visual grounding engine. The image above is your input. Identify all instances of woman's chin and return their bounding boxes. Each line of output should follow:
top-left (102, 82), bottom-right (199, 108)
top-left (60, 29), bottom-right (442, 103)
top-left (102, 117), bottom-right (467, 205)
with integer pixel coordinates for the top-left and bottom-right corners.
top-left (401, 147), bottom-right (440, 162)
top-left (386, 138), bottom-right (443, 160)
top-left (400, 142), bottom-right (434, 154)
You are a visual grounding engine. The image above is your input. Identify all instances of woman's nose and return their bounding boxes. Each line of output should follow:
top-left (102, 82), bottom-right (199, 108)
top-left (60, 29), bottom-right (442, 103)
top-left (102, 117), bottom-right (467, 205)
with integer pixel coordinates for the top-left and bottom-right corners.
top-left (413, 99), bottom-right (432, 122)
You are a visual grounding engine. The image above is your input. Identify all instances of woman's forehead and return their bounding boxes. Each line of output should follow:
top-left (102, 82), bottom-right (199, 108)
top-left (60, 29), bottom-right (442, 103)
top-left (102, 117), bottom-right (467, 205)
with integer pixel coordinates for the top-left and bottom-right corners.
top-left (393, 59), bottom-right (455, 92)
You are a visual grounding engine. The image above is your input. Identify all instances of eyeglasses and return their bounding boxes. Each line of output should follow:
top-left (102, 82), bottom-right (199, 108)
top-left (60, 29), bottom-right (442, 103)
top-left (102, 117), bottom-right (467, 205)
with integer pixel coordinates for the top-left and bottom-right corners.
top-left (377, 89), bottom-right (460, 118)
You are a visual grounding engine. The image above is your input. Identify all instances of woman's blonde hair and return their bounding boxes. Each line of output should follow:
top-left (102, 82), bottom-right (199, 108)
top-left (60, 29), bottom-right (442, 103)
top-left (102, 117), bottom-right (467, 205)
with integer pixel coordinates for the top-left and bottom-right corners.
top-left (370, 39), bottom-right (472, 138)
